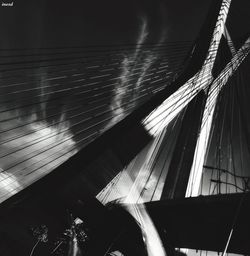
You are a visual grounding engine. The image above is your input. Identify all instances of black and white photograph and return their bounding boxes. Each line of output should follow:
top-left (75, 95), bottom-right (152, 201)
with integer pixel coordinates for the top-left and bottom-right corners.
top-left (0, 0), bottom-right (250, 255)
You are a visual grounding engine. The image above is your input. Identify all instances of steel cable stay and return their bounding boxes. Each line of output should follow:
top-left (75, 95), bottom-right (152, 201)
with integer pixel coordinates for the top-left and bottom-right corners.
top-left (0, 42), bottom-right (192, 59)
top-left (99, 92), bottom-right (191, 203)
top-left (2, 51), bottom-right (186, 88)
top-left (0, 50), bottom-right (185, 109)
top-left (0, 65), bottom-right (183, 156)
top-left (0, 43), bottom-right (191, 66)
top-left (0, 55), bottom-right (173, 102)
top-left (195, 61), bottom-right (247, 130)
top-left (0, 63), bottom-right (167, 116)
top-left (0, 80), bottom-right (225, 196)
top-left (97, 151), bottom-right (142, 204)
top-left (3, 0), bottom-right (250, 255)
top-left (205, 109), bottom-right (217, 195)
top-left (233, 69), bottom-right (250, 190)
top-left (0, 60), bottom-right (174, 114)
top-left (234, 94), bottom-right (248, 191)
top-left (135, 132), bottom-right (166, 203)
top-left (143, 72), bottom-right (213, 136)
top-left (189, 91), bottom-right (228, 195)
top-left (149, 112), bottom-right (184, 201)
top-left (124, 43), bottom-right (249, 197)
top-left (0, 132), bottom-right (98, 201)
top-left (195, 44), bottom-right (250, 130)
top-left (0, 90), bottom-right (164, 190)
top-left (237, 81), bottom-right (245, 191)
top-left (145, 68), bottom-right (210, 135)
top-left (191, 48), bottom-right (250, 195)
top-left (185, 41), bottom-right (250, 197)
top-left (0, 46), bottom-right (178, 67)
top-left (0, 44), bottom-right (191, 73)
top-left (0, 86), bottom-right (157, 160)
top-left (220, 84), bottom-right (230, 194)
top-left (142, 67), bottom-right (216, 134)
top-left (0, 40), bottom-right (194, 53)
top-left (142, 71), bottom-right (212, 129)
top-left (0, 69), bottom-right (176, 148)
top-left (145, 3), bottom-right (240, 140)
top-left (124, 132), bottom-right (166, 203)
top-left (212, 85), bottom-right (225, 193)
top-left (210, 84), bottom-right (228, 194)
top-left (151, 112), bottom-right (184, 200)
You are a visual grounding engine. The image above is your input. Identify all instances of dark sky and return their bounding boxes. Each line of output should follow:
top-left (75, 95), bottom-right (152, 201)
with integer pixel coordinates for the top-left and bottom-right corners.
top-left (0, 0), bottom-right (249, 47)
top-left (0, 0), bottom-right (215, 48)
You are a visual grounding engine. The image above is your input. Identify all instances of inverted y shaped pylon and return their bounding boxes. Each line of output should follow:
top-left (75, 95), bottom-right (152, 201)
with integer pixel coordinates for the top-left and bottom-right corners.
top-left (186, 36), bottom-right (250, 197)
top-left (142, 0), bottom-right (232, 136)
top-left (142, 0), bottom-right (250, 197)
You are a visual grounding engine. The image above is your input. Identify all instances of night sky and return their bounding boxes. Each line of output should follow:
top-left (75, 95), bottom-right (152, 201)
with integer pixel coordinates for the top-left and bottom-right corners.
top-left (0, 0), bottom-right (214, 48)
top-left (0, 0), bottom-right (249, 48)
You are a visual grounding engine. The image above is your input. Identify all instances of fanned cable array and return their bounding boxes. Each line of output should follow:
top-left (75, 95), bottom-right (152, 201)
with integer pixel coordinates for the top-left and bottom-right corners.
top-left (0, 41), bottom-right (192, 203)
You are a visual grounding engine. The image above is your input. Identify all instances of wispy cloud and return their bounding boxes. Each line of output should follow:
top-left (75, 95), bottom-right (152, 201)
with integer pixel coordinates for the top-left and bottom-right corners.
top-left (105, 17), bottom-right (166, 130)
top-left (0, 70), bottom-right (77, 203)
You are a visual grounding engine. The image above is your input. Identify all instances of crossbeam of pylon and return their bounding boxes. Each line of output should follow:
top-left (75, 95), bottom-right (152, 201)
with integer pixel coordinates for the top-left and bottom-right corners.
top-left (186, 36), bottom-right (250, 197)
top-left (142, 0), bottom-right (232, 136)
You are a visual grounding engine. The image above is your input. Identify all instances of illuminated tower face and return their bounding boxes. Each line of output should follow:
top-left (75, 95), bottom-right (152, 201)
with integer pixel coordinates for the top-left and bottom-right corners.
top-left (142, 0), bottom-right (250, 198)
top-left (142, 0), bottom-right (232, 137)
top-left (186, 37), bottom-right (250, 197)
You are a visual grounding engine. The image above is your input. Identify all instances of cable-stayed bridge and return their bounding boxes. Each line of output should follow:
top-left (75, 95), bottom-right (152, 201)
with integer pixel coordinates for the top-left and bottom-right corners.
top-left (0, 0), bottom-right (250, 255)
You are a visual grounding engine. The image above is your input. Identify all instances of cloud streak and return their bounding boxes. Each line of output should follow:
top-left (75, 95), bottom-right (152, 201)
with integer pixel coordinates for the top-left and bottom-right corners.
top-left (105, 17), bottom-right (166, 130)
top-left (0, 70), bottom-right (77, 203)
